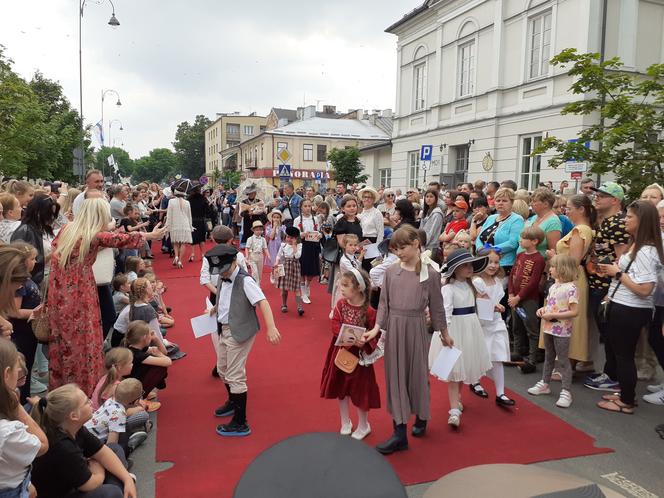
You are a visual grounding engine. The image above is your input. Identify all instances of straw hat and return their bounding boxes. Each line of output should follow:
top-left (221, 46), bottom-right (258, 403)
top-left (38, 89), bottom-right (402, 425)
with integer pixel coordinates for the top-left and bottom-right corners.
top-left (268, 209), bottom-right (283, 224)
top-left (358, 186), bottom-right (379, 203)
top-left (252, 220), bottom-right (264, 229)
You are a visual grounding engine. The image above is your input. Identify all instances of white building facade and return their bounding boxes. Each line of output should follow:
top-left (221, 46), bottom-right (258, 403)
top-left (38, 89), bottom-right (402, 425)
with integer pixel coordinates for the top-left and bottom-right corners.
top-left (383, 0), bottom-right (664, 191)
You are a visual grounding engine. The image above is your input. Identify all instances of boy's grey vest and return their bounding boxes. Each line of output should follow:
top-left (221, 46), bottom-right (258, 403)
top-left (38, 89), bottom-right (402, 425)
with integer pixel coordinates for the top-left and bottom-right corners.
top-left (216, 269), bottom-right (260, 343)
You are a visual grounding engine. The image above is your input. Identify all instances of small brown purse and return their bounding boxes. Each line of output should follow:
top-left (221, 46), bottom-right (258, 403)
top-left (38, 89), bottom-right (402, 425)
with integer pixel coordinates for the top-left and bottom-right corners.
top-left (334, 348), bottom-right (359, 374)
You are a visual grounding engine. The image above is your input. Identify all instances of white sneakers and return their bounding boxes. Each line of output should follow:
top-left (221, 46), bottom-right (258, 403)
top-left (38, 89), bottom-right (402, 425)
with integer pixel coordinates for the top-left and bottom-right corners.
top-left (340, 421), bottom-right (353, 436)
top-left (528, 381), bottom-right (572, 407)
top-left (301, 283), bottom-right (311, 304)
top-left (556, 389), bottom-right (573, 408)
top-left (528, 381), bottom-right (551, 396)
top-left (643, 390), bottom-right (664, 406)
top-left (646, 383), bottom-right (664, 393)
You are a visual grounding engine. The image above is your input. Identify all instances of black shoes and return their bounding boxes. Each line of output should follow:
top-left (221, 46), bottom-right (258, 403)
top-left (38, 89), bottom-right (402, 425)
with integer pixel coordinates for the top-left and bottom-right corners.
top-left (519, 362), bottom-right (536, 374)
top-left (411, 417), bottom-right (427, 437)
top-left (214, 400), bottom-right (235, 417)
top-left (297, 307), bottom-right (304, 316)
top-left (376, 423), bottom-right (408, 454)
top-left (495, 394), bottom-right (516, 407)
top-left (217, 392), bottom-right (251, 437)
top-left (470, 383), bottom-right (488, 398)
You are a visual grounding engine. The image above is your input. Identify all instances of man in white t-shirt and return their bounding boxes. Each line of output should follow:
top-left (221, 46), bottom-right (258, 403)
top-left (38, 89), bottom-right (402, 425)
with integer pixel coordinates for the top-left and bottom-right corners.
top-left (72, 169), bottom-right (105, 217)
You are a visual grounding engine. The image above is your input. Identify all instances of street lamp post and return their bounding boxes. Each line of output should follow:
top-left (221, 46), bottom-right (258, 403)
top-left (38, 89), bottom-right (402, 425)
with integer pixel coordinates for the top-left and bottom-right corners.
top-left (109, 119), bottom-right (123, 147)
top-left (101, 89), bottom-right (122, 146)
top-left (78, 0), bottom-right (120, 173)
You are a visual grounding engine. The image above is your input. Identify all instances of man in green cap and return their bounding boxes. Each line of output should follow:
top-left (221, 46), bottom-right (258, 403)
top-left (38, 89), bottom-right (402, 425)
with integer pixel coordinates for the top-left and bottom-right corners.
top-left (584, 182), bottom-right (629, 391)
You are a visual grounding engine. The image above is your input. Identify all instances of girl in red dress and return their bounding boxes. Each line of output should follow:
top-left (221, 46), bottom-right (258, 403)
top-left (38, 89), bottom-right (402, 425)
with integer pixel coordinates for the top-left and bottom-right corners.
top-left (320, 268), bottom-right (380, 440)
top-left (47, 198), bottom-right (165, 396)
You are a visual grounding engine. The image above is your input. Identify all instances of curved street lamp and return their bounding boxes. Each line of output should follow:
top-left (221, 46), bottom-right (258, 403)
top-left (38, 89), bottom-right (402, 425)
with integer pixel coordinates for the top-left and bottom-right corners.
top-left (109, 119), bottom-right (124, 148)
top-left (101, 89), bottom-right (122, 146)
top-left (78, 0), bottom-right (120, 172)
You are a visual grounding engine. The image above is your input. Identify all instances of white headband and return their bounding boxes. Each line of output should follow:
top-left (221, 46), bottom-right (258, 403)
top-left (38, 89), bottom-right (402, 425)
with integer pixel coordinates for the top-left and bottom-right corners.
top-left (349, 267), bottom-right (366, 291)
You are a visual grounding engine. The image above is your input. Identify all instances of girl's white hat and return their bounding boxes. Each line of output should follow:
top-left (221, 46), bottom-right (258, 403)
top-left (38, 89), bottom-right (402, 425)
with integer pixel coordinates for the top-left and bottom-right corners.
top-left (268, 209), bottom-right (283, 223)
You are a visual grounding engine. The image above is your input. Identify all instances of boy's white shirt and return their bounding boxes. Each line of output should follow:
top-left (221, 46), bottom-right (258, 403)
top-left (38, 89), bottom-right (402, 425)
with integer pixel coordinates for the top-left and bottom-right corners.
top-left (200, 251), bottom-right (248, 286)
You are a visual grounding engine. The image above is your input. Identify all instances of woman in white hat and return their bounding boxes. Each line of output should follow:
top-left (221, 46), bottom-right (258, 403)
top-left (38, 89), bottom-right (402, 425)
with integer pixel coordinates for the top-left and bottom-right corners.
top-left (357, 186), bottom-right (383, 273)
top-left (265, 209), bottom-right (285, 269)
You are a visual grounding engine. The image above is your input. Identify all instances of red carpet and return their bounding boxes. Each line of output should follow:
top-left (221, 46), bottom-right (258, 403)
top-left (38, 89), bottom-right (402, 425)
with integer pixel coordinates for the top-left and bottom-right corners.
top-left (150, 246), bottom-right (612, 498)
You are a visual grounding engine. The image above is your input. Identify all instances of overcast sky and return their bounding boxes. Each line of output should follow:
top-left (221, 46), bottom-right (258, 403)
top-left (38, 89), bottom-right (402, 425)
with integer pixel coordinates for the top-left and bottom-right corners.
top-left (1, 0), bottom-right (411, 158)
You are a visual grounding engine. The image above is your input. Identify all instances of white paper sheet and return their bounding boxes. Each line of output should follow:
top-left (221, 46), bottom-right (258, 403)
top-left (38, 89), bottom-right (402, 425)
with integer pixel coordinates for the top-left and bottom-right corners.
top-left (363, 243), bottom-right (381, 259)
top-left (191, 313), bottom-right (217, 339)
top-left (476, 298), bottom-right (495, 321)
top-left (205, 297), bottom-right (213, 310)
top-left (430, 346), bottom-right (462, 381)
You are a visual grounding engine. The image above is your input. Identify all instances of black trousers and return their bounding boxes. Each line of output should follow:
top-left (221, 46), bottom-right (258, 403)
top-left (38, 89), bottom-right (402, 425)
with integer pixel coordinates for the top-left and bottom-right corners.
top-left (11, 318), bottom-right (37, 402)
top-left (97, 284), bottom-right (116, 342)
top-left (604, 302), bottom-right (653, 405)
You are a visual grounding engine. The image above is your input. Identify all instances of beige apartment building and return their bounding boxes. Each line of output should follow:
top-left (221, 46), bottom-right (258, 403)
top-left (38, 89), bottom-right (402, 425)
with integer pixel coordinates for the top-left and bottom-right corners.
top-left (205, 113), bottom-right (267, 173)
top-left (238, 106), bottom-right (390, 188)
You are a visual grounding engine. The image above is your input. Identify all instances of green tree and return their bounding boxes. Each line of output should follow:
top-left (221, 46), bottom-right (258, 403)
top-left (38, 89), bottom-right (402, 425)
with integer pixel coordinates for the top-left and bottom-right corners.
top-left (133, 148), bottom-right (180, 183)
top-left (173, 114), bottom-right (211, 179)
top-left (95, 146), bottom-right (134, 179)
top-left (534, 49), bottom-right (664, 197)
top-left (327, 146), bottom-right (367, 185)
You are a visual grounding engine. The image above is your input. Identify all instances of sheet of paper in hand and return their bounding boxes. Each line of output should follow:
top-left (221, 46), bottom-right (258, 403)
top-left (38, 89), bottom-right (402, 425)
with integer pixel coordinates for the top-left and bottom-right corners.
top-left (334, 324), bottom-right (367, 347)
top-left (304, 232), bottom-right (322, 242)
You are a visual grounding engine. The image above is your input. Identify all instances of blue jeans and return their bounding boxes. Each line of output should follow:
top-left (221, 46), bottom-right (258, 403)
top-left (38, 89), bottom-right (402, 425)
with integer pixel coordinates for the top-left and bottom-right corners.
top-left (0, 471), bottom-right (30, 498)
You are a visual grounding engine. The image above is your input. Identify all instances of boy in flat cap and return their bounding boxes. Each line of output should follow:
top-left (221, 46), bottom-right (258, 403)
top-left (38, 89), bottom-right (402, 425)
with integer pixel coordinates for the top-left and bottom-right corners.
top-left (206, 244), bottom-right (281, 437)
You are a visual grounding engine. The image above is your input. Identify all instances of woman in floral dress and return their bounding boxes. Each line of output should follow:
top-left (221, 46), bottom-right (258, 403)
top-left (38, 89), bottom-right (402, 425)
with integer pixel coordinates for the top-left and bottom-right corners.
top-left (47, 198), bottom-right (166, 396)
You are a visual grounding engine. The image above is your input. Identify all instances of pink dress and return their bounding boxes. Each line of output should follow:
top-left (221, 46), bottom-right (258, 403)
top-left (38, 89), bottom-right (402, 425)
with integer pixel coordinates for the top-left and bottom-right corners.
top-left (48, 229), bottom-right (145, 396)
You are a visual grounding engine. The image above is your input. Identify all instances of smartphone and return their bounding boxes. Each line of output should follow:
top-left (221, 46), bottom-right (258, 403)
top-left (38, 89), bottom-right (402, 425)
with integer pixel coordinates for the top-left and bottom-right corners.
top-left (598, 256), bottom-right (611, 265)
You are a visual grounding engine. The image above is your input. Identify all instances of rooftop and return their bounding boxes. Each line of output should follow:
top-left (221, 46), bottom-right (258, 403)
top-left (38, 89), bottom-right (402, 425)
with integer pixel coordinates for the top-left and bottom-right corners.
top-left (269, 117), bottom-right (390, 140)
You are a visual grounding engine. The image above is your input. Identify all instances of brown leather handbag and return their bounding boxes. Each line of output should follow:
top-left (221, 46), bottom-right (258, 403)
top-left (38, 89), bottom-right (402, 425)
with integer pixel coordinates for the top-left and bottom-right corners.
top-left (334, 348), bottom-right (359, 374)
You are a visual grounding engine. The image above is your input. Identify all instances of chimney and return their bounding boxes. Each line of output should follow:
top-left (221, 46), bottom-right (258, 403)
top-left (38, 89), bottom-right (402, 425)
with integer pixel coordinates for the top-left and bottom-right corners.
top-left (296, 107), bottom-right (304, 120)
top-left (381, 109), bottom-right (393, 118)
top-left (355, 109), bottom-right (363, 120)
top-left (323, 105), bottom-right (336, 114)
top-left (303, 105), bottom-right (316, 119)
top-left (369, 114), bottom-right (377, 125)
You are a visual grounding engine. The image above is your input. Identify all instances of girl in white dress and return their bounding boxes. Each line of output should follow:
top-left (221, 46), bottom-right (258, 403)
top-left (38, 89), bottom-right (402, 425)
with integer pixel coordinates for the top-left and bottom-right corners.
top-left (471, 248), bottom-right (515, 407)
top-left (429, 248), bottom-right (492, 428)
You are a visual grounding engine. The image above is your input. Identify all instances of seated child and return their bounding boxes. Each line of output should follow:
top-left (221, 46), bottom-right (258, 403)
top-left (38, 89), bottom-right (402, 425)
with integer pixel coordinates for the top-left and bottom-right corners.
top-left (124, 256), bottom-right (145, 283)
top-left (85, 378), bottom-right (150, 454)
top-left (112, 273), bottom-right (130, 316)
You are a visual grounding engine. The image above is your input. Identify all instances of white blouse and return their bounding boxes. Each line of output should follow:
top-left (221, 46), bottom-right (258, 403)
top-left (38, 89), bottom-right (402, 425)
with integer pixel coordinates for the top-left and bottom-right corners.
top-left (358, 207), bottom-right (384, 242)
top-left (294, 215), bottom-right (318, 234)
top-left (277, 242), bottom-right (302, 262)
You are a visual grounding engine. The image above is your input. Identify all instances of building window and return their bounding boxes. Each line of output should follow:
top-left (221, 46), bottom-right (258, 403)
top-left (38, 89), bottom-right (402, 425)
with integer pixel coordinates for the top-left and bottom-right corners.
top-left (520, 135), bottom-right (543, 190)
top-left (408, 151), bottom-right (420, 189)
top-left (458, 41), bottom-right (475, 97)
top-left (379, 168), bottom-right (392, 188)
top-left (528, 11), bottom-right (552, 79)
top-left (227, 124), bottom-right (240, 135)
top-left (317, 144), bottom-right (327, 162)
top-left (414, 62), bottom-right (427, 111)
top-left (244, 125), bottom-right (254, 136)
top-left (453, 145), bottom-right (469, 186)
top-left (303, 144), bottom-right (313, 161)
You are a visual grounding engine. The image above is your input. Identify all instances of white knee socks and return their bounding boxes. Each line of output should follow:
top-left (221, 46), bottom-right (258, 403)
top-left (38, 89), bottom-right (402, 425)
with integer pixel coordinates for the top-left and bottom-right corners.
top-left (338, 397), bottom-right (351, 426)
top-left (489, 362), bottom-right (505, 396)
top-left (357, 408), bottom-right (369, 431)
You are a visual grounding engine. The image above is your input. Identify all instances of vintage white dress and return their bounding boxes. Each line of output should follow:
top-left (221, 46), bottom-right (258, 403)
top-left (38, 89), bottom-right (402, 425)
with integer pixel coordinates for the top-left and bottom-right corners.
top-left (429, 279), bottom-right (492, 384)
top-left (472, 276), bottom-right (511, 362)
top-left (166, 197), bottom-right (193, 244)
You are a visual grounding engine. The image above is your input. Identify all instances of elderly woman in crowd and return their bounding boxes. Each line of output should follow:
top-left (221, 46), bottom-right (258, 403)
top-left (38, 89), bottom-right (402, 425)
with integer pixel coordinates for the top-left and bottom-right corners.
top-left (47, 198), bottom-right (166, 396)
top-left (358, 187), bottom-right (384, 272)
top-left (475, 187), bottom-right (524, 273)
top-left (519, 187), bottom-right (562, 257)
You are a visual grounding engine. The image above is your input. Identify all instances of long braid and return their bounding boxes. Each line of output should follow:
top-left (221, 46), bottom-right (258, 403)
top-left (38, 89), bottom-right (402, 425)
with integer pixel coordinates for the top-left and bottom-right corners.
top-left (128, 278), bottom-right (149, 322)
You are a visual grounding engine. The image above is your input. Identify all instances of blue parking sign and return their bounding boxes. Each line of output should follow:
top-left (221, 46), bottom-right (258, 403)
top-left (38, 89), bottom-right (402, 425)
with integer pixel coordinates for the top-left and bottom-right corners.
top-left (420, 145), bottom-right (433, 161)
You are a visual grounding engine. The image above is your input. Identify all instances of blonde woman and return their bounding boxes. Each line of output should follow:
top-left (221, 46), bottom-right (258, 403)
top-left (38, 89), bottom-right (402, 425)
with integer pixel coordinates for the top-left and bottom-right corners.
top-left (47, 198), bottom-right (165, 396)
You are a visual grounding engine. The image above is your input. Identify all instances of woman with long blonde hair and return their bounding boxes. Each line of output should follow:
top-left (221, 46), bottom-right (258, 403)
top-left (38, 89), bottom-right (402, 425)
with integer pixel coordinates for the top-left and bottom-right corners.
top-left (47, 197), bottom-right (166, 396)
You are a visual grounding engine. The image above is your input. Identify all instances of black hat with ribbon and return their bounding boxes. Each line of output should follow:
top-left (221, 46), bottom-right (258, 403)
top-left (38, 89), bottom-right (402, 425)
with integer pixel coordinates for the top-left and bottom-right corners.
top-left (441, 248), bottom-right (488, 279)
top-left (205, 244), bottom-right (238, 275)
